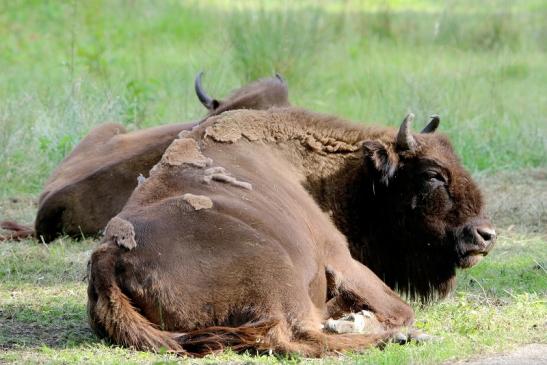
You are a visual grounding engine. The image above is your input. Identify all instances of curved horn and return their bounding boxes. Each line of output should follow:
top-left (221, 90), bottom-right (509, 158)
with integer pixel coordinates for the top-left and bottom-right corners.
top-left (194, 71), bottom-right (215, 110)
top-left (397, 113), bottom-right (417, 151)
top-left (421, 114), bottom-right (440, 134)
top-left (275, 72), bottom-right (285, 84)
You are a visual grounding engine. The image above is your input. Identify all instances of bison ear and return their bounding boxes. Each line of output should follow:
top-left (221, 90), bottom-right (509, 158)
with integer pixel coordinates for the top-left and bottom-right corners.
top-left (421, 115), bottom-right (440, 134)
top-left (363, 140), bottom-right (399, 185)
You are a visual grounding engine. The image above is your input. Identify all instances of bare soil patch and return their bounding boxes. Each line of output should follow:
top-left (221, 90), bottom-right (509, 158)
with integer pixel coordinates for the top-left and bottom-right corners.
top-left (454, 343), bottom-right (547, 365)
top-left (477, 167), bottom-right (547, 234)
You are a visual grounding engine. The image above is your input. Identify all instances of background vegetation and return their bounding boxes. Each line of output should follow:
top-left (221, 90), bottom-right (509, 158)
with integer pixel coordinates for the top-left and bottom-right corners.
top-left (0, 0), bottom-right (545, 364)
top-left (0, 0), bottom-right (546, 196)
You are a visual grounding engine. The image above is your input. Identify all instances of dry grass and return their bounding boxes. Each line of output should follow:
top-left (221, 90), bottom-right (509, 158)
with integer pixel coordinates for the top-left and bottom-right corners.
top-left (477, 167), bottom-right (547, 234)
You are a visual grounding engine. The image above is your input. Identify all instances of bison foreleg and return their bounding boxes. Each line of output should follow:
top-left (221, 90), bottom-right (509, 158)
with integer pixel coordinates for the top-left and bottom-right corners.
top-left (325, 254), bottom-right (415, 329)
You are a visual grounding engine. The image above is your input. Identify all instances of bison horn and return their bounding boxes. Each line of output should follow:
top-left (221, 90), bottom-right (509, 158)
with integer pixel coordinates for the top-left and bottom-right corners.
top-left (195, 71), bottom-right (216, 110)
top-left (397, 113), bottom-right (417, 151)
top-left (421, 115), bottom-right (440, 134)
top-left (275, 73), bottom-right (285, 84)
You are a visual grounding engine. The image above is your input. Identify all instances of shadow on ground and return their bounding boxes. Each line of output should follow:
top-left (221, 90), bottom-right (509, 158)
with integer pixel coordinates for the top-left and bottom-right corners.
top-left (0, 305), bottom-right (96, 350)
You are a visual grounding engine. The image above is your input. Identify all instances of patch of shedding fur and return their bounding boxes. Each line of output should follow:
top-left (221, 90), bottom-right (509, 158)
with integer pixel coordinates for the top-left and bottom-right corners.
top-left (202, 166), bottom-right (253, 190)
top-left (203, 110), bottom-right (364, 155)
top-left (204, 166), bottom-right (226, 175)
top-left (204, 115), bottom-right (245, 143)
top-left (177, 130), bottom-right (191, 139)
top-left (230, 180), bottom-right (253, 190)
top-left (104, 217), bottom-right (137, 250)
top-left (181, 193), bottom-right (213, 210)
top-left (160, 138), bottom-right (211, 167)
top-left (203, 113), bottom-right (266, 143)
top-left (210, 173), bottom-right (236, 184)
top-left (149, 137), bottom-right (212, 176)
top-left (210, 173), bottom-right (253, 190)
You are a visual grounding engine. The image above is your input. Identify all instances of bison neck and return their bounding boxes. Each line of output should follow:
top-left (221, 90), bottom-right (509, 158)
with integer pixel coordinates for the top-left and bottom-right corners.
top-left (304, 153), bottom-right (456, 302)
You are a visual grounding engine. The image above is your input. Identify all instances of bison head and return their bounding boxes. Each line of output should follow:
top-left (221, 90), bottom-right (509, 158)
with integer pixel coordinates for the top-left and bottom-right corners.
top-left (353, 114), bottom-right (496, 300)
top-left (195, 72), bottom-right (289, 118)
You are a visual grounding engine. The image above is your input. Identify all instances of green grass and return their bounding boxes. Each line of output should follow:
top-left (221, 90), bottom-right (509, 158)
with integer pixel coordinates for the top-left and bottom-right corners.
top-left (0, 1), bottom-right (546, 363)
top-left (0, 0), bottom-right (545, 197)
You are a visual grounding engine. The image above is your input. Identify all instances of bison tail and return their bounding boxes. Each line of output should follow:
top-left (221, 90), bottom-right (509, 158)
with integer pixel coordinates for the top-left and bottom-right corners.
top-left (88, 242), bottom-right (184, 352)
top-left (0, 221), bottom-right (35, 241)
top-left (87, 242), bottom-right (279, 356)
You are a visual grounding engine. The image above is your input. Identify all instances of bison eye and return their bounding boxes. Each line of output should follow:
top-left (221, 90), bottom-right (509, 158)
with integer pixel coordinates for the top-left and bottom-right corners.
top-left (423, 170), bottom-right (446, 184)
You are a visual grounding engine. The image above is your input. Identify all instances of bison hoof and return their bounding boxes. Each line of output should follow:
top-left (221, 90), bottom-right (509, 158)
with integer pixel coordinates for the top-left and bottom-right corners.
top-left (324, 310), bottom-right (383, 335)
top-left (392, 332), bottom-right (409, 344)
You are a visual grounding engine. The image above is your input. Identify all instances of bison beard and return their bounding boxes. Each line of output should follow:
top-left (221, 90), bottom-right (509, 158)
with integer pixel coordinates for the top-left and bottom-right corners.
top-left (87, 107), bottom-right (494, 356)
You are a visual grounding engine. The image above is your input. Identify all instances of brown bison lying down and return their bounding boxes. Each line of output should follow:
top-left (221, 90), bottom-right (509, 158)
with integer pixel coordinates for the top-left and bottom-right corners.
top-left (87, 108), bottom-right (495, 356)
top-left (0, 73), bottom-right (289, 242)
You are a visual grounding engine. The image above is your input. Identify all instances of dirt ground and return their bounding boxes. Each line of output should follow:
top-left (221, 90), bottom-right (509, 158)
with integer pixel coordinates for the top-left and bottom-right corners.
top-left (475, 168), bottom-right (546, 235)
top-left (454, 343), bottom-right (547, 365)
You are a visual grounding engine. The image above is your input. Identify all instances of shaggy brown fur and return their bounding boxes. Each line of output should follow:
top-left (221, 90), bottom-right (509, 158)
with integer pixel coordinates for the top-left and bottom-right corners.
top-left (0, 74), bottom-right (289, 243)
top-left (88, 107), bottom-right (491, 356)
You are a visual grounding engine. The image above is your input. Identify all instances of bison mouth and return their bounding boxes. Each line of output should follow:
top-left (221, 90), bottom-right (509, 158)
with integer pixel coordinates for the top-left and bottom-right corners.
top-left (458, 249), bottom-right (488, 268)
top-left (455, 222), bottom-right (496, 269)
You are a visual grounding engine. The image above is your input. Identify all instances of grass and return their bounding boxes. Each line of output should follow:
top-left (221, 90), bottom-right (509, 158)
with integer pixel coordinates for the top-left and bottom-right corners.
top-left (0, 0), bottom-right (545, 197)
top-left (0, 0), bottom-right (546, 363)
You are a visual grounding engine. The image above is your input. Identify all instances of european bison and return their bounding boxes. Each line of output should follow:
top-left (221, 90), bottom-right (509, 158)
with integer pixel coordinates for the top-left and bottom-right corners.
top-left (0, 73), bottom-right (289, 242)
top-left (87, 107), bottom-right (494, 356)
top-left (309, 113), bottom-right (496, 300)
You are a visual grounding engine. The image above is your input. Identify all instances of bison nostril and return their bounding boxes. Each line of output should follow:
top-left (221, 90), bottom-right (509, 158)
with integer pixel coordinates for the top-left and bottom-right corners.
top-left (476, 226), bottom-right (496, 243)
